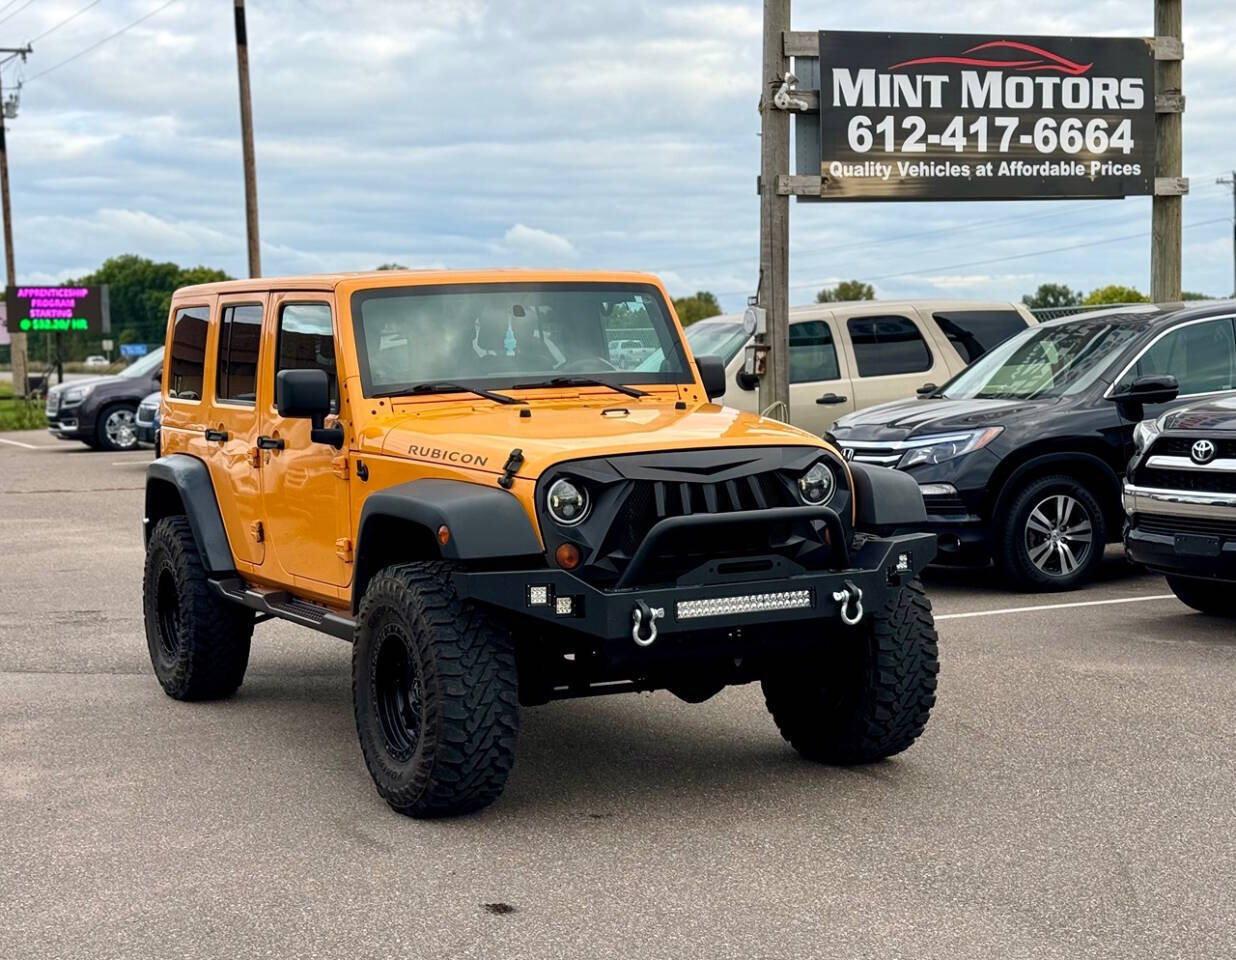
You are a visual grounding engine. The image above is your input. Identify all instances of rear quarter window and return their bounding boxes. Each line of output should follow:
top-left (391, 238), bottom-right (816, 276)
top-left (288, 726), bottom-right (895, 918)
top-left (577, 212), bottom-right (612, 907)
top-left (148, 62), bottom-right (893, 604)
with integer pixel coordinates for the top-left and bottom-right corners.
top-left (847, 315), bottom-right (932, 377)
top-left (168, 306), bottom-right (208, 401)
top-left (932, 310), bottom-right (1029, 364)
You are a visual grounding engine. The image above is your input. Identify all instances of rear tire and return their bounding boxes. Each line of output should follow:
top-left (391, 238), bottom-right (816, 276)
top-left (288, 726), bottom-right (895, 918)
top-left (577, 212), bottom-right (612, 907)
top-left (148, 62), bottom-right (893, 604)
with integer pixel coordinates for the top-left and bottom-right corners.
top-left (353, 562), bottom-right (520, 818)
top-left (762, 578), bottom-right (938, 764)
top-left (143, 516), bottom-right (254, 700)
top-left (997, 474), bottom-right (1105, 591)
top-left (1166, 575), bottom-right (1236, 616)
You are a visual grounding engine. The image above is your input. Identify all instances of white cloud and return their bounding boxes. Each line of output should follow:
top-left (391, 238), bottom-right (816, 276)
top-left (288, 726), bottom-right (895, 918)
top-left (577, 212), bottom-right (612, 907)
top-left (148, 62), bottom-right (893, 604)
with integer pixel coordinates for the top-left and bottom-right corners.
top-left (502, 224), bottom-right (577, 260)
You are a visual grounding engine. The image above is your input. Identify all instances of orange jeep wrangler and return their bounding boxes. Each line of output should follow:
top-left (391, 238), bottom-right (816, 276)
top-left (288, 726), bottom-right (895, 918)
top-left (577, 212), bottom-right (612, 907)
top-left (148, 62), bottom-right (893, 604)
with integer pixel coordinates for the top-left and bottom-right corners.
top-left (142, 270), bottom-right (939, 817)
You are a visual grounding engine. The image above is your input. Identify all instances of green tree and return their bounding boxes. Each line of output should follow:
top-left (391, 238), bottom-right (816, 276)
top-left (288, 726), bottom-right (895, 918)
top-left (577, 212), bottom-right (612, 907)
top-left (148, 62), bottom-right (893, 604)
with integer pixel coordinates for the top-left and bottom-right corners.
top-left (1181, 291), bottom-right (1211, 301)
top-left (1021, 283), bottom-right (1080, 309)
top-left (375, 262), bottom-right (409, 270)
top-left (70, 255), bottom-right (232, 357)
top-left (1083, 284), bottom-right (1149, 306)
top-left (816, 280), bottom-right (875, 303)
top-left (672, 290), bottom-right (722, 326)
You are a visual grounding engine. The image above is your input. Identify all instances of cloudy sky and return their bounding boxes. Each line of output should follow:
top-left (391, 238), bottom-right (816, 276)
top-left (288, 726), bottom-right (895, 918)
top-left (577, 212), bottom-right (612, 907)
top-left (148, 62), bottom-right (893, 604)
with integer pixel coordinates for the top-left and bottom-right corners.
top-left (3, 0), bottom-right (1234, 310)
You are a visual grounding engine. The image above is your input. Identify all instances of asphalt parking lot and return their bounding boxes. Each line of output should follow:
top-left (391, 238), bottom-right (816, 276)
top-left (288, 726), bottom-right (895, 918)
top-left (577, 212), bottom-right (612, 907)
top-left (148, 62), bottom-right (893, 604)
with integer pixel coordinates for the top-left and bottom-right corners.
top-left (2, 429), bottom-right (1234, 960)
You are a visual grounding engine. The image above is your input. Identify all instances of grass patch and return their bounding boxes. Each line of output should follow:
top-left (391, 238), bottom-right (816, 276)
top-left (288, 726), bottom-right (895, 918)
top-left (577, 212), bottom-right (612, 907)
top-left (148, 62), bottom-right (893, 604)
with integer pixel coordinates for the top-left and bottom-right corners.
top-left (0, 380), bottom-right (47, 431)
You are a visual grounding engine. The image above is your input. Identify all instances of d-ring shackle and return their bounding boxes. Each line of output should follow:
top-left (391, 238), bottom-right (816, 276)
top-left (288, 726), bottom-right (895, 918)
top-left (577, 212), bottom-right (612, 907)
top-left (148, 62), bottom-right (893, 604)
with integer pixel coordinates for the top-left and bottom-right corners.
top-left (831, 580), bottom-right (864, 626)
top-left (632, 600), bottom-right (664, 646)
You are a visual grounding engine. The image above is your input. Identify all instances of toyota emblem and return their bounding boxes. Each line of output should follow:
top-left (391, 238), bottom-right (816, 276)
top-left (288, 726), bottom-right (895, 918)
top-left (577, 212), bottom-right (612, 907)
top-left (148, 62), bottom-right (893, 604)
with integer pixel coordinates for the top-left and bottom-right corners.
top-left (1191, 439), bottom-right (1216, 464)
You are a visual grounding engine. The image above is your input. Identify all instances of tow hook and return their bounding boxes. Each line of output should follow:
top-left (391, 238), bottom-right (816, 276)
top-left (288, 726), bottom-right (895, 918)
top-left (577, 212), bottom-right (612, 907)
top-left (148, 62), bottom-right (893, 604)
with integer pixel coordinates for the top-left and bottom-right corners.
top-left (632, 600), bottom-right (664, 647)
top-left (832, 580), bottom-right (864, 627)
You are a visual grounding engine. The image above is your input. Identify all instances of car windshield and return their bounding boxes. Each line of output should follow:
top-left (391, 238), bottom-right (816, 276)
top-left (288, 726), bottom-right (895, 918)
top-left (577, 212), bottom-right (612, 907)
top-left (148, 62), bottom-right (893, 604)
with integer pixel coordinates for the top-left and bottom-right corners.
top-left (118, 347), bottom-right (164, 378)
top-left (940, 319), bottom-right (1142, 400)
top-left (635, 317), bottom-right (750, 373)
top-left (352, 282), bottom-right (692, 395)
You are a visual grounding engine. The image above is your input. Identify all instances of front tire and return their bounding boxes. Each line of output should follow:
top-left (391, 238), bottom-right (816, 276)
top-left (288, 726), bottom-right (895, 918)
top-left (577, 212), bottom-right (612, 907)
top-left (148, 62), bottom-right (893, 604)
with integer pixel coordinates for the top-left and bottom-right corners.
top-left (1166, 575), bottom-right (1236, 616)
top-left (762, 578), bottom-right (938, 764)
top-left (353, 562), bottom-right (520, 818)
top-left (997, 474), bottom-right (1104, 591)
top-left (96, 402), bottom-right (139, 451)
top-left (143, 516), bottom-right (254, 700)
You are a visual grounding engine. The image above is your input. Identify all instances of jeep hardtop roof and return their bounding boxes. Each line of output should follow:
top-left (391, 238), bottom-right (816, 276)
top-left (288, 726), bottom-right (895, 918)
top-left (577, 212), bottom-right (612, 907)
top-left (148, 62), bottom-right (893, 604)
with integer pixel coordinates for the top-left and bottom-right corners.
top-left (172, 268), bottom-right (665, 297)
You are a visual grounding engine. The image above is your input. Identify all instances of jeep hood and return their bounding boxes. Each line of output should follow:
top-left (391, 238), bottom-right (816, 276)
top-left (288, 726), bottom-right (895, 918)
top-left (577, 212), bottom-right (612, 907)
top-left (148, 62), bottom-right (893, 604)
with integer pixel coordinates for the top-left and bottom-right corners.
top-left (376, 398), bottom-right (826, 477)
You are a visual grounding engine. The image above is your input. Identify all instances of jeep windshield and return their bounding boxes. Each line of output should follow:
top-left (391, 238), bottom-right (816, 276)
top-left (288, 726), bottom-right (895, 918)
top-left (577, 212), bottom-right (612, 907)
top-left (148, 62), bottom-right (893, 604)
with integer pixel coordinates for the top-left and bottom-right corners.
top-left (351, 282), bottom-right (693, 397)
top-left (939, 318), bottom-right (1142, 400)
top-left (635, 317), bottom-right (750, 374)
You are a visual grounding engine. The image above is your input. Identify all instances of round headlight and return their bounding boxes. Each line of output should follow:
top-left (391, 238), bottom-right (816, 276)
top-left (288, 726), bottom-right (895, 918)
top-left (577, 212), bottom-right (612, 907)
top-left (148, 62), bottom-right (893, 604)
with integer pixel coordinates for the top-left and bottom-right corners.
top-left (798, 461), bottom-right (836, 505)
top-left (547, 478), bottom-right (589, 525)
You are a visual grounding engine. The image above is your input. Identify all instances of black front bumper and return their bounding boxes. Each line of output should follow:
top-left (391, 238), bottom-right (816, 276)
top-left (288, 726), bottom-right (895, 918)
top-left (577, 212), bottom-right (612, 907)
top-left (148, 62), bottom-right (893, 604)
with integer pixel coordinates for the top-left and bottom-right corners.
top-left (454, 529), bottom-right (937, 647)
top-left (1123, 483), bottom-right (1236, 581)
top-left (46, 410), bottom-right (91, 440)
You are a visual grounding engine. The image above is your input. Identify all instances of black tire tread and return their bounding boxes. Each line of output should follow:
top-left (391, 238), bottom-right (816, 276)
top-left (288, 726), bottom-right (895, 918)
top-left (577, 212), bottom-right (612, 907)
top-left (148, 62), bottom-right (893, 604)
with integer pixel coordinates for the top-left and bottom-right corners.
top-left (763, 578), bottom-right (938, 764)
top-left (1166, 575), bottom-right (1236, 616)
top-left (354, 561), bottom-right (519, 818)
top-left (143, 515), bottom-right (253, 700)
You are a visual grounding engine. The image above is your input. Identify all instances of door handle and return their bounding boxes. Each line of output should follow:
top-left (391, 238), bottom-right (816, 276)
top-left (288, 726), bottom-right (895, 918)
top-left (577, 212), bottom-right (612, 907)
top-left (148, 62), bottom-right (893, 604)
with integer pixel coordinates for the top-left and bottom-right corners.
top-left (816, 393), bottom-right (848, 405)
top-left (256, 435), bottom-right (285, 450)
top-left (204, 429), bottom-right (229, 443)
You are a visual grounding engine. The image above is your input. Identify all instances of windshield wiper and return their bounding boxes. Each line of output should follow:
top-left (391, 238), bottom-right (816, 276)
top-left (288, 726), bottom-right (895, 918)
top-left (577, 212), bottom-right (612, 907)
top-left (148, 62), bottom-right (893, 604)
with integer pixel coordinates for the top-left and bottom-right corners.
top-left (373, 382), bottom-right (525, 405)
top-left (512, 376), bottom-right (648, 399)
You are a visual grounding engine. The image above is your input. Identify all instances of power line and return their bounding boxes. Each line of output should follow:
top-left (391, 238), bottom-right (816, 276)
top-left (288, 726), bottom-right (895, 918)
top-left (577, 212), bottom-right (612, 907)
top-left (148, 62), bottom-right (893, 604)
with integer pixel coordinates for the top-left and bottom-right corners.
top-left (29, 0), bottom-right (103, 44)
top-left (0, 0), bottom-right (27, 17)
top-left (24, 0), bottom-right (178, 83)
top-left (0, 0), bottom-right (40, 29)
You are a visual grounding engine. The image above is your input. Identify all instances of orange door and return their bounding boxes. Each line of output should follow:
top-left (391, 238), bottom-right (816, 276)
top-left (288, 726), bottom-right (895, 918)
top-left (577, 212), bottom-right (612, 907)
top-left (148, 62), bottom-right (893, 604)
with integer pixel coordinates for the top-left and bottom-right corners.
top-left (204, 294), bottom-right (268, 567)
top-left (258, 294), bottom-right (351, 594)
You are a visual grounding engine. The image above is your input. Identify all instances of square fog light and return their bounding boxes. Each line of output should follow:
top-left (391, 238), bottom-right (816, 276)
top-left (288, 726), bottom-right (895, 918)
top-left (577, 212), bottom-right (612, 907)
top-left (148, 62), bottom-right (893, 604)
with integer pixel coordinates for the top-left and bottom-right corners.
top-left (555, 596), bottom-right (574, 617)
top-left (528, 585), bottom-right (550, 606)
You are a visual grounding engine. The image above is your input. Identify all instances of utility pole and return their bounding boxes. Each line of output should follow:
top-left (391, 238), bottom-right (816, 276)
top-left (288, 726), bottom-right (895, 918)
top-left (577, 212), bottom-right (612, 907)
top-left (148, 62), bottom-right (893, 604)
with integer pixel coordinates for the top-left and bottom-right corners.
top-left (1219, 171), bottom-right (1236, 297)
top-left (1151, 0), bottom-right (1183, 303)
top-left (234, 0), bottom-right (261, 278)
top-left (756, 0), bottom-right (791, 421)
top-left (0, 46), bottom-right (31, 396)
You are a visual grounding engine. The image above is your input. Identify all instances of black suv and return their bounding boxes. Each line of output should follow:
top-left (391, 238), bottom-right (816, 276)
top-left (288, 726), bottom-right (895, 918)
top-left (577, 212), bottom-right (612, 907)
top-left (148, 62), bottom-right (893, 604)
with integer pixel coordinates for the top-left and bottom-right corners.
top-left (1124, 395), bottom-right (1236, 614)
top-left (44, 347), bottom-right (164, 451)
top-left (833, 302), bottom-right (1236, 590)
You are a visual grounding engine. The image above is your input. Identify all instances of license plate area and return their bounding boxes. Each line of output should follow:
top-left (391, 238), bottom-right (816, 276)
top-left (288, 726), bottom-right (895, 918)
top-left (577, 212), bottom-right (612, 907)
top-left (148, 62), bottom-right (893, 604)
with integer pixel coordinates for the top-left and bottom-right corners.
top-left (1174, 534), bottom-right (1221, 557)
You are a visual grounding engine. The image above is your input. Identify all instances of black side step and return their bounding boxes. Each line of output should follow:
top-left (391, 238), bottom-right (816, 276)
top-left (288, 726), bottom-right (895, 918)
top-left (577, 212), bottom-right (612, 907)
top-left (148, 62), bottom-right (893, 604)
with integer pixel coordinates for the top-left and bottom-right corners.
top-left (211, 578), bottom-right (357, 641)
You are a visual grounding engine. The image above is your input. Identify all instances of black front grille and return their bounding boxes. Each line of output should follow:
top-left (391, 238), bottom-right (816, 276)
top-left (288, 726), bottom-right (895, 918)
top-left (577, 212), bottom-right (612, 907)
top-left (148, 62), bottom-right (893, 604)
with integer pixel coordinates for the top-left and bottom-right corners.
top-left (924, 495), bottom-right (968, 515)
top-left (1135, 467), bottom-right (1236, 494)
top-left (1148, 436), bottom-right (1236, 459)
top-left (1134, 513), bottom-right (1236, 539)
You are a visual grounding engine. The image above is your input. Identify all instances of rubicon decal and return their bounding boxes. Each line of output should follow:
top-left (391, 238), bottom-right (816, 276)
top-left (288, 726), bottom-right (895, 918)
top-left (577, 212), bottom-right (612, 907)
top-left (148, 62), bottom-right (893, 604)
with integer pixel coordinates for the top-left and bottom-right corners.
top-left (816, 31), bottom-right (1155, 201)
top-left (408, 445), bottom-right (490, 467)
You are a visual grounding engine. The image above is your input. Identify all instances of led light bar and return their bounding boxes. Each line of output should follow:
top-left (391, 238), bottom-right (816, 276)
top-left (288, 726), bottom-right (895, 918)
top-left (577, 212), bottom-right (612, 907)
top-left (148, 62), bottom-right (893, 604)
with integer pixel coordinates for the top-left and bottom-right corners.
top-left (676, 589), bottom-right (813, 621)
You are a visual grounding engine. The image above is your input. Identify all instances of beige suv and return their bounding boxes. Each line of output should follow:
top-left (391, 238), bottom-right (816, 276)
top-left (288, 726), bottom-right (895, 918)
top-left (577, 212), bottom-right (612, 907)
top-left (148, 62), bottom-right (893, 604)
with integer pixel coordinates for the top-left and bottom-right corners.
top-left (670, 299), bottom-right (1037, 435)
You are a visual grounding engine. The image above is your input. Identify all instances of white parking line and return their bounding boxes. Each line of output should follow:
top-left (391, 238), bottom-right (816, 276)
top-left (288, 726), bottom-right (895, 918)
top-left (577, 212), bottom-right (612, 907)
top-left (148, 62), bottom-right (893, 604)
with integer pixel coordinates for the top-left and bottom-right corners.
top-left (0, 437), bottom-right (40, 449)
top-left (937, 593), bottom-right (1176, 621)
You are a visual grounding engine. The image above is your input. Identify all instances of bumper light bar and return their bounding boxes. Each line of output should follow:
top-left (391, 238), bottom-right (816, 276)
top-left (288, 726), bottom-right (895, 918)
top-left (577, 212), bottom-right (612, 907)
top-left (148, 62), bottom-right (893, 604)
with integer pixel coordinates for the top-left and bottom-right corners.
top-left (676, 589), bottom-right (813, 621)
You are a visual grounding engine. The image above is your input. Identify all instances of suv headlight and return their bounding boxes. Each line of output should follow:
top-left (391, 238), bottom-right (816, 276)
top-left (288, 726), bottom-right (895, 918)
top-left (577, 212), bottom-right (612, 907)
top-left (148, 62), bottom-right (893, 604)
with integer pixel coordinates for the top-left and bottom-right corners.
top-left (898, 427), bottom-right (1002, 469)
top-left (61, 385), bottom-right (92, 407)
top-left (546, 477), bottom-right (589, 526)
top-left (1133, 416), bottom-right (1164, 454)
top-left (798, 460), bottom-right (837, 505)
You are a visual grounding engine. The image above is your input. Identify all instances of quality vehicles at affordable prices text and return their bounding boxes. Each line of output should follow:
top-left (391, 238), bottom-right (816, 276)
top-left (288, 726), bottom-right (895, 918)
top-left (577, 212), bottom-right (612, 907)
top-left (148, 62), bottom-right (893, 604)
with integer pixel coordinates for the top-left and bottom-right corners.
top-left (1124, 395), bottom-right (1236, 615)
top-left (141, 270), bottom-right (939, 817)
top-left (834, 302), bottom-right (1236, 591)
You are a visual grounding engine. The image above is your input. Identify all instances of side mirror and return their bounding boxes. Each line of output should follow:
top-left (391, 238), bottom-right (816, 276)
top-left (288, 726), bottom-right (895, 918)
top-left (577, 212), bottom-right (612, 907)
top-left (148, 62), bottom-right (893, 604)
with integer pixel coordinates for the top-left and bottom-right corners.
top-left (916, 382), bottom-right (938, 398)
top-left (1108, 374), bottom-right (1179, 421)
top-left (276, 368), bottom-right (343, 448)
top-left (695, 355), bottom-right (727, 401)
top-left (735, 369), bottom-right (759, 392)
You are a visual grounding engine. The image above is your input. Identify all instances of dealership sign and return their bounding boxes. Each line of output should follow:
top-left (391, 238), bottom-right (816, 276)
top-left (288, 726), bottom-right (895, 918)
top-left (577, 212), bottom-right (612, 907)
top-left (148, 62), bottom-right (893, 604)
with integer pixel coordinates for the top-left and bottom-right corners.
top-left (4, 285), bottom-right (110, 335)
top-left (817, 32), bottom-right (1155, 200)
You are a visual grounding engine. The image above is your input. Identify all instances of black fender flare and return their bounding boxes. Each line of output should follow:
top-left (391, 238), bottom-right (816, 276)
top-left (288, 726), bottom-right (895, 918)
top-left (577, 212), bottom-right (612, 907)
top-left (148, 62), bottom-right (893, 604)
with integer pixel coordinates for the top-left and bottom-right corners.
top-left (145, 455), bottom-right (237, 576)
top-left (990, 451), bottom-right (1122, 523)
top-left (847, 461), bottom-right (927, 530)
top-left (353, 478), bottom-right (543, 610)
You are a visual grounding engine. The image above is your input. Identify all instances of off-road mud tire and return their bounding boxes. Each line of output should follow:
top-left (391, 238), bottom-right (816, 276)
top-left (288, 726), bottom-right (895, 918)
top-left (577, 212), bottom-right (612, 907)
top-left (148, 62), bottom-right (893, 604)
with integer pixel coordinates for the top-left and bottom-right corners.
top-left (762, 578), bottom-right (938, 764)
top-left (143, 515), bottom-right (254, 700)
top-left (353, 562), bottom-right (520, 818)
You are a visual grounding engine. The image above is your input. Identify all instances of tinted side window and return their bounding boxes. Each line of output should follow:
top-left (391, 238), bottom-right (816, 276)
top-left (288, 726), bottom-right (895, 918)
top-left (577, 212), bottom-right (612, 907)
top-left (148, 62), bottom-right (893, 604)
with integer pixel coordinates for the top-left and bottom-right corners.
top-left (168, 306), bottom-right (208, 400)
top-left (216, 304), bottom-right (262, 404)
top-left (848, 315), bottom-right (932, 376)
top-left (277, 303), bottom-right (337, 410)
top-left (1125, 318), bottom-right (1236, 396)
top-left (932, 310), bottom-right (1029, 364)
top-left (790, 321), bottom-right (840, 383)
